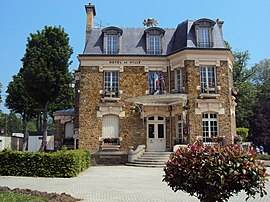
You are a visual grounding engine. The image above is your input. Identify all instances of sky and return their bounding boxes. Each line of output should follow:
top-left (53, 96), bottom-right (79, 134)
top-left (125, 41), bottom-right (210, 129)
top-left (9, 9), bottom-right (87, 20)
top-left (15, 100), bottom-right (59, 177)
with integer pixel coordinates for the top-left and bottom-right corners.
top-left (0, 0), bottom-right (270, 113)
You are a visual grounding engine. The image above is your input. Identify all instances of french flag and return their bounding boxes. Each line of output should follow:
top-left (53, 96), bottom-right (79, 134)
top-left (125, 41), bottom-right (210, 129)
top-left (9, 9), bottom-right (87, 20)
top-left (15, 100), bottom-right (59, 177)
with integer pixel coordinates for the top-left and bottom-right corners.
top-left (154, 73), bottom-right (159, 90)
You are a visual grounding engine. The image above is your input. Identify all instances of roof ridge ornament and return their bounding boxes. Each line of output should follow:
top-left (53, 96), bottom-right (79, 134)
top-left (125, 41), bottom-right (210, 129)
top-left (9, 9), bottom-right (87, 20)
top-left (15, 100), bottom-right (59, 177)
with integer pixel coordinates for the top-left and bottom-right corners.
top-left (143, 18), bottom-right (158, 27)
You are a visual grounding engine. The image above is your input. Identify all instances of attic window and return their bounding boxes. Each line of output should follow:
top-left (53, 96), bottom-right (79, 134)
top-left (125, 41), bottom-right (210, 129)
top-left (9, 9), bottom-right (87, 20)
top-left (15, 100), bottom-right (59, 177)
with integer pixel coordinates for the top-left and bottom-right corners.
top-left (145, 27), bottom-right (165, 55)
top-left (102, 27), bottom-right (123, 54)
top-left (194, 19), bottom-right (215, 48)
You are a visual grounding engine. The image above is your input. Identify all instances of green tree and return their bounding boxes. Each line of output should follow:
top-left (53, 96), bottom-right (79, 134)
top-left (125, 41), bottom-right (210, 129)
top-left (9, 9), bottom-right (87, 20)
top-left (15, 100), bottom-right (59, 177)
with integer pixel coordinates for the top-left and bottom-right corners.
top-left (250, 59), bottom-right (270, 152)
top-left (232, 50), bottom-right (257, 128)
top-left (21, 26), bottom-right (73, 151)
top-left (7, 112), bottom-right (23, 135)
top-left (6, 71), bottom-right (38, 150)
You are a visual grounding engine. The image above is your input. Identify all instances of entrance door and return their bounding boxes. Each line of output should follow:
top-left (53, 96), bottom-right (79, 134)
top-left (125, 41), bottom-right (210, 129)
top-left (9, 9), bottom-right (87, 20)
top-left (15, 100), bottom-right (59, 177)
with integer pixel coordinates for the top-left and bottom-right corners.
top-left (147, 116), bottom-right (166, 152)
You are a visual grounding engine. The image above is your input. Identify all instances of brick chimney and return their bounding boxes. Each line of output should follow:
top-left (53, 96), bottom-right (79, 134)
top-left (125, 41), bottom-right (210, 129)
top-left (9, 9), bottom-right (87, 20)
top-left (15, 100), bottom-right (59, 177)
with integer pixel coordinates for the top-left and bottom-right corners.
top-left (85, 3), bottom-right (96, 44)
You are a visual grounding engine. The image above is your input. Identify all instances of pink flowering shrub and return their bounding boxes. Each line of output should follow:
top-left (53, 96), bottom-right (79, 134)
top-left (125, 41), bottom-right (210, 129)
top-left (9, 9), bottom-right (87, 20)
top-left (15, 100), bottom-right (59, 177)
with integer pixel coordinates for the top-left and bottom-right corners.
top-left (163, 144), bottom-right (268, 202)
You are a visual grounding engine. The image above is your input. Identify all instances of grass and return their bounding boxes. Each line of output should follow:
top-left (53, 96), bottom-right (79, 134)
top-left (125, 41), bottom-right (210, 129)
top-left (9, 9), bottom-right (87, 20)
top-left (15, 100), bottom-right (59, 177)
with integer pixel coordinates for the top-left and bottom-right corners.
top-left (0, 191), bottom-right (47, 202)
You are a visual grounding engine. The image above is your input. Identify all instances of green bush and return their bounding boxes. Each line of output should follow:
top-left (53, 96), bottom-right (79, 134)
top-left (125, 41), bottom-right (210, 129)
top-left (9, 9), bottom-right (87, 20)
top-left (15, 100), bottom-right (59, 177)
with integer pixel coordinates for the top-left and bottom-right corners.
top-left (163, 144), bottom-right (268, 202)
top-left (0, 149), bottom-right (90, 178)
top-left (236, 128), bottom-right (249, 141)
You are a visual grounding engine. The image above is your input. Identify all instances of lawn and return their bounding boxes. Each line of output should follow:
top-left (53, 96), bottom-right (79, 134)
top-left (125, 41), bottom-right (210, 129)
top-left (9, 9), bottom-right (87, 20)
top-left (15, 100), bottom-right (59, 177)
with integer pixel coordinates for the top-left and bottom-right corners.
top-left (0, 191), bottom-right (47, 202)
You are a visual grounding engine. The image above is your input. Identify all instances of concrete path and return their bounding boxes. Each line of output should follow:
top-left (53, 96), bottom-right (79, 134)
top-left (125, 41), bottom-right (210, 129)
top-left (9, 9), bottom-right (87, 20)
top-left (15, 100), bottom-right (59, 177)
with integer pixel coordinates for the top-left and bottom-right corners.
top-left (0, 166), bottom-right (270, 202)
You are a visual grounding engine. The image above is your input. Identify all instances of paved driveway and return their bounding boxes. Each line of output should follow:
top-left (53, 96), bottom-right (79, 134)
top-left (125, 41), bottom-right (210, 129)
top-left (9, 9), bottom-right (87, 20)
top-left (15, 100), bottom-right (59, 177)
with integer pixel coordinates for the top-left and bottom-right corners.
top-left (0, 166), bottom-right (269, 202)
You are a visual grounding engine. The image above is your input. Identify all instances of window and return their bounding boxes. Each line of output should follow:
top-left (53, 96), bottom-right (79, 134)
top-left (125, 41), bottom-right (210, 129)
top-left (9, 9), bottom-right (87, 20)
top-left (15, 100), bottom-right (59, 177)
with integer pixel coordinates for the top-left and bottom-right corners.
top-left (145, 27), bottom-right (165, 55)
top-left (104, 71), bottom-right (119, 98)
top-left (148, 71), bottom-right (165, 95)
top-left (175, 115), bottom-right (183, 144)
top-left (102, 115), bottom-right (119, 138)
top-left (148, 35), bottom-right (161, 55)
top-left (198, 28), bottom-right (211, 48)
top-left (174, 69), bottom-right (183, 93)
top-left (200, 67), bottom-right (216, 94)
top-left (102, 26), bottom-right (123, 54)
top-left (106, 35), bottom-right (118, 54)
top-left (193, 18), bottom-right (215, 48)
top-left (202, 113), bottom-right (218, 142)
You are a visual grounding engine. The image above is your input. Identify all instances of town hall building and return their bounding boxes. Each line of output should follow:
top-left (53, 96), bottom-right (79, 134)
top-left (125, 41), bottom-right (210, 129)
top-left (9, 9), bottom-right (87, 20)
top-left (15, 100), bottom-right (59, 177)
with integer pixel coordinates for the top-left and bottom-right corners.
top-left (55, 3), bottom-right (236, 164)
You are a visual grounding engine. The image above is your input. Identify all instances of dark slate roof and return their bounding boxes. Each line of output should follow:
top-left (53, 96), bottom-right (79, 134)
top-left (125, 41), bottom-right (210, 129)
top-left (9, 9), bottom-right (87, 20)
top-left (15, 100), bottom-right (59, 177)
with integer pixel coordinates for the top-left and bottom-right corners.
top-left (83, 19), bottom-right (227, 55)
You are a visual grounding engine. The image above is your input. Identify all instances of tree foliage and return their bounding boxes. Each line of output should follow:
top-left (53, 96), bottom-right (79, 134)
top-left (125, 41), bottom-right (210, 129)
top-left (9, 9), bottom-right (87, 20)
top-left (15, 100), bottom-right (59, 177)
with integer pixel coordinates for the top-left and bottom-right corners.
top-left (0, 112), bottom-right (23, 136)
top-left (250, 59), bottom-right (270, 152)
top-left (21, 26), bottom-right (73, 151)
top-left (232, 50), bottom-right (257, 128)
top-left (6, 71), bottom-right (39, 150)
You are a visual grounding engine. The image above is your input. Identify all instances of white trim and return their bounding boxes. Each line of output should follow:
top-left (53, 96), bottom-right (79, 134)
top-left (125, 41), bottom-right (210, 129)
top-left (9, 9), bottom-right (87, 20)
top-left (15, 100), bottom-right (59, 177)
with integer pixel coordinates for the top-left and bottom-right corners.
top-left (195, 59), bottom-right (220, 67)
top-left (97, 105), bottom-right (125, 117)
top-left (195, 99), bottom-right (225, 114)
top-left (144, 66), bottom-right (167, 72)
top-left (99, 66), bottom-right (124, 72)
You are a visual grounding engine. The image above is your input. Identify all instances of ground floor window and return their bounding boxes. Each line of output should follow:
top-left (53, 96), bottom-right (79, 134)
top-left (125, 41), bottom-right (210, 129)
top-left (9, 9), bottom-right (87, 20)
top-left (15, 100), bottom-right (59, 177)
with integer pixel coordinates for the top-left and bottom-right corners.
top-left (175, 115), bottom-right (183, 144)
top-left (202, 113), bottom-right (218, 142)
top-left (102, 115), bottom-right (119, 138)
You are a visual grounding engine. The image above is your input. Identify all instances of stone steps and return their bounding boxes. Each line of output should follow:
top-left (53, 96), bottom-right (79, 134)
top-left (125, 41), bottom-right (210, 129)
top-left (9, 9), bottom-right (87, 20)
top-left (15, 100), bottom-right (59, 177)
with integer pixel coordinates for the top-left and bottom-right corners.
top-left (126, 152), bottom-right (171, 168)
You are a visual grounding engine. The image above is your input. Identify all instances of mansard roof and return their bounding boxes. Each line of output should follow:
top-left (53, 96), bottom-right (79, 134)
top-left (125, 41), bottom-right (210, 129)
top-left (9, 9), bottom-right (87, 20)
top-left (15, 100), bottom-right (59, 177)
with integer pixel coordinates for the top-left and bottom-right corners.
top-left (83, 18), bottom-right (227, 56)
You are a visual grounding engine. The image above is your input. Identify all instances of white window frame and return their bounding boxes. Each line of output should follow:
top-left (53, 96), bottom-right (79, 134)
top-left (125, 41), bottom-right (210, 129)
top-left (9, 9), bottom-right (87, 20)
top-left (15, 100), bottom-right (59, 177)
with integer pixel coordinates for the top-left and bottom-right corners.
top-left (102, 115), bottom-right (119, 138)
top-left (105, 34), bottom-right (119, 54)
top-left (104, 71), bottom-right (119, 98)
top-left (175, 115), bottom-right (183, 144)
top-left (174, 69), bottom-right (183, 93)
top-left (148, 35), bottom-right (161, 55)
top-left (202, 113), bottom-right (218, 142)
top-left (200, 66), bottom-right (217, 94)
top-left (198, 27), bottom-right (212, 48)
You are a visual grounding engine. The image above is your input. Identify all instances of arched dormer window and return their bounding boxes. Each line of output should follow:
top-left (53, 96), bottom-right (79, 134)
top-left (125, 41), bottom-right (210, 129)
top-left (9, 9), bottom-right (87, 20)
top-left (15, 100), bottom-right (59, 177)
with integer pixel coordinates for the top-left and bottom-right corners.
top-left (193, 18), bottom-right (215, 48)
top-left (102, 26), bottom-right (123, 54)
top-left (144, 27), bottom-right (165, 55)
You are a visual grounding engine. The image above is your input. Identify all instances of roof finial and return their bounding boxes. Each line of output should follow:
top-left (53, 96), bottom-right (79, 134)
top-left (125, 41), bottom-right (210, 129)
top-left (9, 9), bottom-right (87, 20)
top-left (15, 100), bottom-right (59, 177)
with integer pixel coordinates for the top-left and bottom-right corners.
top-left (143, 18), bottom-right (158, 27)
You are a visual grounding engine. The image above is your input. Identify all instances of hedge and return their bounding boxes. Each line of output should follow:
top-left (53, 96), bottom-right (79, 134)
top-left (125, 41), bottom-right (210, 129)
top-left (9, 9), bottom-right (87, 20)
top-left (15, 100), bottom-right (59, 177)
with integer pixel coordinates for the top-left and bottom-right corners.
top-left (0, 149), bottom-right (90, 178)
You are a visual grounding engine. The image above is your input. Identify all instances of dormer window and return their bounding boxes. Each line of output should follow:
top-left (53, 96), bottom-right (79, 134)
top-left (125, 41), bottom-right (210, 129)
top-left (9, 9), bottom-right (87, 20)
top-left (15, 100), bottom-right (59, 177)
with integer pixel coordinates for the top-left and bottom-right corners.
top-left (106, 35), bottom-right (118, 54)
top-left (194, 19), bottom-right (215, 48)
top-left (102, 26), bottom-right (123, 54)
top-left (145, 27), bottom-right (165, 55)
top-left (149, 35), bottom-right (161, 55)
top-left (198, 28), bottom-right (211, 48)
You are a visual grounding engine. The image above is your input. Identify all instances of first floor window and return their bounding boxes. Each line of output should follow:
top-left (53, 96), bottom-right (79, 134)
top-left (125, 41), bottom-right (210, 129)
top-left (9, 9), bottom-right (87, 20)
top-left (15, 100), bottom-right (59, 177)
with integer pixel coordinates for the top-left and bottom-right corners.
top-left (104, 71), bottom-right (119, 97)
top-left (174, 69), bottom-right (183, 93)
top-left (149, 71), bottom-right (165, 95)
top-left (200, 66), bottom-right (216, 93)
top-left (102, 115), bottom-right (119, 138)
top-left (202, 113), bottom-right (218, 142)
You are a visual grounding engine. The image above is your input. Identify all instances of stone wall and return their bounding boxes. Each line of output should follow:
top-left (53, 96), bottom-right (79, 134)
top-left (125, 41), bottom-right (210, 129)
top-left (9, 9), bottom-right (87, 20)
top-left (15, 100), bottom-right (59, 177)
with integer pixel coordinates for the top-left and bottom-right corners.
top-left (216, 61), bottom-right (234, 143)
top-left (54, 120), bottom-right (65, 150)
top-left (185, 60), bottom-right (234, 144)
top-left (185, 60), bottom-right (202, 142)
top-left (119, 66), bottom-right (148, 151)
top-left (78, 57), bottom-right (235, 154)
top-left (79, 66), bottom-right (103, 152)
